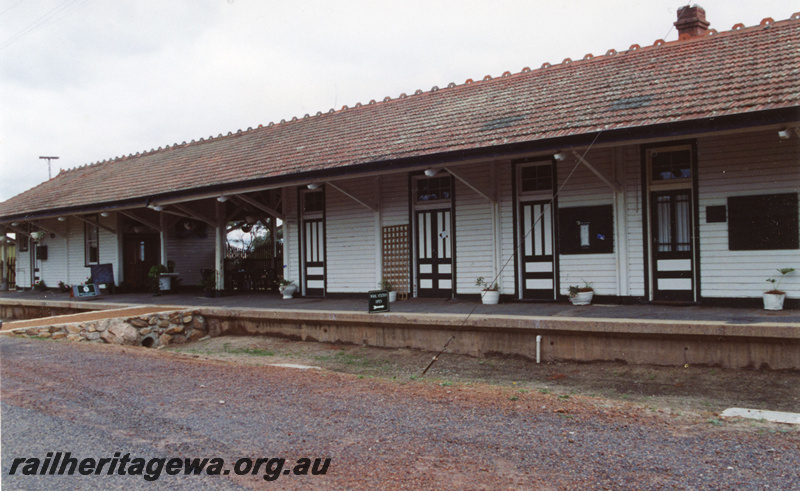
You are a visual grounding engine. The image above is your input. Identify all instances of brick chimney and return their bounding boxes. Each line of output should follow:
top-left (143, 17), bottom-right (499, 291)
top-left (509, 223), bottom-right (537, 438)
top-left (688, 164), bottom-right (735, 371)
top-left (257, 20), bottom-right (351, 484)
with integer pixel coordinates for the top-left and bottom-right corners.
top-left (674, 5), bottom-right (710, 38)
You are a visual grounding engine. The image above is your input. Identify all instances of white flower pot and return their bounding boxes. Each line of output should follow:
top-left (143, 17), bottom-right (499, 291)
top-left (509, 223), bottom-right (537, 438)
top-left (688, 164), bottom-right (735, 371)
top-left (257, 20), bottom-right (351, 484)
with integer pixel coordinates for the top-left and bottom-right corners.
top-left (570, 291), bottom-right (594, 306)
top-left (763, 292), bottom-right (785, 311)
top-left (481, 290), bottom-right (500, 305)
top-left (388, 291), bottom-right (397, 303)
top-left (158, 275), bottom-right (172, 292)
top-left (281, 284), bottom-right (297, 299)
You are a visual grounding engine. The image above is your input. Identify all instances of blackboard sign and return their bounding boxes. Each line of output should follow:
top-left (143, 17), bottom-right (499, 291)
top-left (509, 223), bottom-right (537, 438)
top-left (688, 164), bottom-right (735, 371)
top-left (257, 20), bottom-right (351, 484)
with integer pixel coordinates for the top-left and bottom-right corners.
top-left (72, 284), bottom-right (99, 299)
top-left (89, 263), bottom-right (114, 286)
top-left (368, 290), bottom-right (390, 313)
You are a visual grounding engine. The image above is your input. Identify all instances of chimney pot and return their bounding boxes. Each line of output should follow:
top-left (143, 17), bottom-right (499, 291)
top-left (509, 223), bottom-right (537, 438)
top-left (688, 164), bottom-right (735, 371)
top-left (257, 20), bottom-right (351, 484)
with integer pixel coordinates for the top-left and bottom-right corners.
top-left (675, 5), bottom-right (710, 38)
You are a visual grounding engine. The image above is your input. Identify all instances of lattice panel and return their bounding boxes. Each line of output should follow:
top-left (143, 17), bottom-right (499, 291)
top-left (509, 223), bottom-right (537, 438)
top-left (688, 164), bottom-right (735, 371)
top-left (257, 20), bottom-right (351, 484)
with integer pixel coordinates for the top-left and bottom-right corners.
top-left (382, 224), bottom-right (410, 299)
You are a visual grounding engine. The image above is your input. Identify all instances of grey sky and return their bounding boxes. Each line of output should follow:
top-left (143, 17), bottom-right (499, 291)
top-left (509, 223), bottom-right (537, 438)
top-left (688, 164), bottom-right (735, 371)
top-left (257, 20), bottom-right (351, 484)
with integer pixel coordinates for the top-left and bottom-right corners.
top-left (0, 0), bottom-right (794, 202)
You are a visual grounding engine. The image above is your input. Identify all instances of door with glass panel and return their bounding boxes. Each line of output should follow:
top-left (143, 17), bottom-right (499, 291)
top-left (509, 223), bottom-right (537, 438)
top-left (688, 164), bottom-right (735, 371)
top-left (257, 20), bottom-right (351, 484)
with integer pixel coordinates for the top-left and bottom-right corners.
top-left (646, 145), bottom-right (696, 302)
top-left (415, 209), bottom-right (452, 297)
top-left (413, 175), bottom-right (454, 298)
top-left (300, 188), bottom-right (325, 297)
top-left (650, 190), bottom-right (694, 301)
top-left (515, 160), bottom-right (557, 300)
top-left (519, 201), bottom-right (556, 299)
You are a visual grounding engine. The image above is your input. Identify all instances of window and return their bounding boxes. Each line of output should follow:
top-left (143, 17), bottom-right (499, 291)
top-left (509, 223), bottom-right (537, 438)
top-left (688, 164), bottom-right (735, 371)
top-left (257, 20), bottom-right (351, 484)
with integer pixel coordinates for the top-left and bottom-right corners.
top-left (559, 205), bottom-right (614, 254)
top-left (651, 149), bottom-right (692, 181)
top-left (520, 164), bottom-right (553, 192)
top-left (416, 176), bottom-right (452, 202)
top-left (303, 190), bottom-right (324, 214)
top-left (85, 221), bottom-right (99, 264)
top-left (728, 193), bottom-right (798, 250)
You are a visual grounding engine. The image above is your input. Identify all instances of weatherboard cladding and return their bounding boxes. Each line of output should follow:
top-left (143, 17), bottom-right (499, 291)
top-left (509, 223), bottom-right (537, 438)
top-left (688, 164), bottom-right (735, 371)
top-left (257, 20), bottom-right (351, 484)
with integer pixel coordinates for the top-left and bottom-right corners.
top-left (1, 17), bottom-right (799, 219)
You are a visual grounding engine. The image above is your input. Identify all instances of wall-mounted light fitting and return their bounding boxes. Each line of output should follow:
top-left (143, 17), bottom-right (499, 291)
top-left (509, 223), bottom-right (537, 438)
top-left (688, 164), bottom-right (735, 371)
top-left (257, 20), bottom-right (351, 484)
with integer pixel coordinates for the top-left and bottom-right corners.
top-left (57, 217), bottom-right (66, 222)
top-left (151, 205), bottom-right (164, 212)
top-left (424, 168), bottom-right (440, 177)
top-left (554, 152), bottom-right (568, 161)
top-left (217, 196), bottom-right (229, 202)
top-left (307, 183), bottom-right (321, 190)
top-left (778, 128), bottom-right (791, 139)
top-left (100, 212), bottom-right (110, 218)
top-left (10, 222), bottom-right (17, 227)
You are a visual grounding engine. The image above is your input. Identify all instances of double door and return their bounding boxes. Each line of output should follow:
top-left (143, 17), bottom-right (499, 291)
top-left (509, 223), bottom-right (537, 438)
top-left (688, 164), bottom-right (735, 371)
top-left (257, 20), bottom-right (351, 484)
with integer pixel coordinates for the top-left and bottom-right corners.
top-left (415, 209), bottom-right (453, 297)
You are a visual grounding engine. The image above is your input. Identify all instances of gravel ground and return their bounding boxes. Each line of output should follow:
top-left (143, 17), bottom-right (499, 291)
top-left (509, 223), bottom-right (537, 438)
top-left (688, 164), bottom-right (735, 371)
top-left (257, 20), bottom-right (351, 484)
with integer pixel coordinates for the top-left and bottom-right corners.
top-left (2, 336), bottom-right (799, 490)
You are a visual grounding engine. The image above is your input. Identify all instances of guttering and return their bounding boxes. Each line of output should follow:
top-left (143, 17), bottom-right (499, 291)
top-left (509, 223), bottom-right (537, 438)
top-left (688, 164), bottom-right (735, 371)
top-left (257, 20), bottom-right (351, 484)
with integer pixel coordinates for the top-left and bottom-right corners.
top-left (1, 107), bottom-right (795, 224)
top-left (0, 197), bottom-right (151, 225)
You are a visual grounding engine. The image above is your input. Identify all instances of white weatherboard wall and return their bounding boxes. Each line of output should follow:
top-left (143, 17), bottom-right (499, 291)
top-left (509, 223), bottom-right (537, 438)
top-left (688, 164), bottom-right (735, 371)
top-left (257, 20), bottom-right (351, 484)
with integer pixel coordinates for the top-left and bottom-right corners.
top-left (282, 186), bottom-right (298, 284)
top-left (379, 173), bottom-right (409, 228)
top-left (325, 177), bottom-right (378, 293)
top-left (13, 215), bottom-right (122, 289)
top-left (453, 162), bottom-right (495, 295)
top-left (697, 130), bottom-right (800, 299)
top-left (497, 160), bottom-right (516, 296)
top-left (621, 145), bottom-right (646, 297)
top-left (15, 244), bottom-right (30, 288)
top-left (556, 148), bottom-right (617, 296)
top-left (165, 202), bottom-right (216, 285)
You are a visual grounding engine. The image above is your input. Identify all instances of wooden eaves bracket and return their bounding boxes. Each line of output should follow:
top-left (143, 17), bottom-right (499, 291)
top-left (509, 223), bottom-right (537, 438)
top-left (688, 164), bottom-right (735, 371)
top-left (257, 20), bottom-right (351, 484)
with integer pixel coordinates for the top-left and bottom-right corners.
top-left (70, 214), bottom-right (116, 235)
top-left (443, 167), bottom-right (496, 202)
top-left (118, 211), bottom-right (161, 232)
top-left (325, 182), bottom-right (378, 212)
top-left (571, 151), bottom-right (622, 193)
top-left (230, 194), bottom-right (285, 221)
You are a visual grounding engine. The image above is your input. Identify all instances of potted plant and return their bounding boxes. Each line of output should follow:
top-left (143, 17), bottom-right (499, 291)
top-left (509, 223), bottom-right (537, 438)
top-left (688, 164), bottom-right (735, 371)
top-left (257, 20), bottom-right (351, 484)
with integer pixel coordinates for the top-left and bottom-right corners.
top-left (30, 230), bottom-right (45, 242)
top-left (379, 278), bottom-right (397, 303)
top-left (147, 264), bottom-right (168, 295)
top-left (476, 276), bottom-right (500, 305)
top-left (764, 267), bottom-right (795, 311)
top-left (199, 269), bottom-right (219, 298)
top-left (568, 281), bottom-right (594, 306)
top-left (58, 281), bottom-right (71, 293)
top-left (279, 278), bottom-right (297, 299)
top-left (33, 280), bottom-right (48, 292)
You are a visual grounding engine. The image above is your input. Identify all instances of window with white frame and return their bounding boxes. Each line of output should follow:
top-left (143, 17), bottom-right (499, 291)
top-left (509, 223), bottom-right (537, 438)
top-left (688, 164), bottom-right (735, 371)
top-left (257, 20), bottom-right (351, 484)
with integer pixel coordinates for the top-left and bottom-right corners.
top-left (85, 220), bottom-right (99, 265)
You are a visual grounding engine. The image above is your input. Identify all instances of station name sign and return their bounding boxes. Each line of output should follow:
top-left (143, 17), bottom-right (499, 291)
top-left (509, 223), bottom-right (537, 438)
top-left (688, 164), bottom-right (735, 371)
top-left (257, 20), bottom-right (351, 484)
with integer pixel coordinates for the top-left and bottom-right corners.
top-left (368, 290), bottom-right (389, 313)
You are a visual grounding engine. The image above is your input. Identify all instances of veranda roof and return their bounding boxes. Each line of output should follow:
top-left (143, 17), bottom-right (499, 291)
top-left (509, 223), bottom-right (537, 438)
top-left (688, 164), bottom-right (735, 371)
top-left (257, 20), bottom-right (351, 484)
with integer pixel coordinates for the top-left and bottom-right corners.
top-left (1, 15), bottom-right (798, 221)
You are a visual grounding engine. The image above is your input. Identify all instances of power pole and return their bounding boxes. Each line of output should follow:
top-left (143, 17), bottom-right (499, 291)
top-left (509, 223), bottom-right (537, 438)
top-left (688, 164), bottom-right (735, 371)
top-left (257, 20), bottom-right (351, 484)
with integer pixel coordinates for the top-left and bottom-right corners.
top-left (39, 156), bottom-right (59, 179)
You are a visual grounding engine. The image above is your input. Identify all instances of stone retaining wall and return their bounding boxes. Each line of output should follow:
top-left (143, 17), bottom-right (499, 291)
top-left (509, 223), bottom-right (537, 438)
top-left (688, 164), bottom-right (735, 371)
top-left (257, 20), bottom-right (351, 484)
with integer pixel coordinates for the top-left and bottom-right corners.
top-left (0, 303), bottom-right (91, 321)
top-left (9, 311), bottom-right (211, 347)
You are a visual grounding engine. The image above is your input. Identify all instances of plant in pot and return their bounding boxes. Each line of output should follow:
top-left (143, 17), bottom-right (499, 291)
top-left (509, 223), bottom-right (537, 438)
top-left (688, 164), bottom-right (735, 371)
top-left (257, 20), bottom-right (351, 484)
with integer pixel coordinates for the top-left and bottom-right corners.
top-left (763, 267), bottom-right (795, 311)
top-left (279, 278), bottom-right (297, 299)
top-left (568, 281), bottom-right (594, 306)
top-left (379, 278), bottom-right (397, 303)
top-left (476, 276), bottom-right (500, 305)
top-left (199, 270), bottom-right (219, 298)
top-left (147, 264), bottom-right (168, 295)
top-left (58, 281), bottom-right (71, 293)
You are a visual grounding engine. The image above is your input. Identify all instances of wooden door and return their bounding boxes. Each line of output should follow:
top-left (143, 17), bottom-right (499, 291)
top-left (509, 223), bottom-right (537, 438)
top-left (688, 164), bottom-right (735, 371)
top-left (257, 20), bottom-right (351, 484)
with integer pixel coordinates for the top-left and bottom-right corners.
top-left (519, 201), bottom-right (557, 299)
top-left (415, 209), bottom-right (453, 297)
top-left (123, 236), bottom-right (159, 290)
top-left (650, 189), bottom-right (694, 301)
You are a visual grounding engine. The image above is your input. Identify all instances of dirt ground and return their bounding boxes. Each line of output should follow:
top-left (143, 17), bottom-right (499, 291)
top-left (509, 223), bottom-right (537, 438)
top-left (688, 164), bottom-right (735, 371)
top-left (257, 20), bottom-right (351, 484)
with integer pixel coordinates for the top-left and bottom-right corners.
top-left (168, 335), bottom-right (800, 423)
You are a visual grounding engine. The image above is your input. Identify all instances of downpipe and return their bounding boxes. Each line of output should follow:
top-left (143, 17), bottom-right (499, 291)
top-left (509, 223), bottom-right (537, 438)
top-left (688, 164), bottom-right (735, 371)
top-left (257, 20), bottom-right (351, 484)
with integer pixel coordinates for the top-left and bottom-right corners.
top-left (536, 335), bottom-right (542, 364)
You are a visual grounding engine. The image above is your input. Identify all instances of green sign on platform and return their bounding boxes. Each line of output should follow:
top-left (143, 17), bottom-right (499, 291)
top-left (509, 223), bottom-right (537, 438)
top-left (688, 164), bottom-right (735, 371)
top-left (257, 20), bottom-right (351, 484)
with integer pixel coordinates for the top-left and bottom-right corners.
top-left (368, 290), bottom-right (389, 313)
top-left (72, 284), bottom-right (99, 299)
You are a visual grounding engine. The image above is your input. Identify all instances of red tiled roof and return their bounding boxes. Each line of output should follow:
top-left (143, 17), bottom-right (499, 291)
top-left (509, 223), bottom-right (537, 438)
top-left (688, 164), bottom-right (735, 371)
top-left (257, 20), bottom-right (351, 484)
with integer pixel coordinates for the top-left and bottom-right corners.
top-left (2, 16), bottom-right (799, 220)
